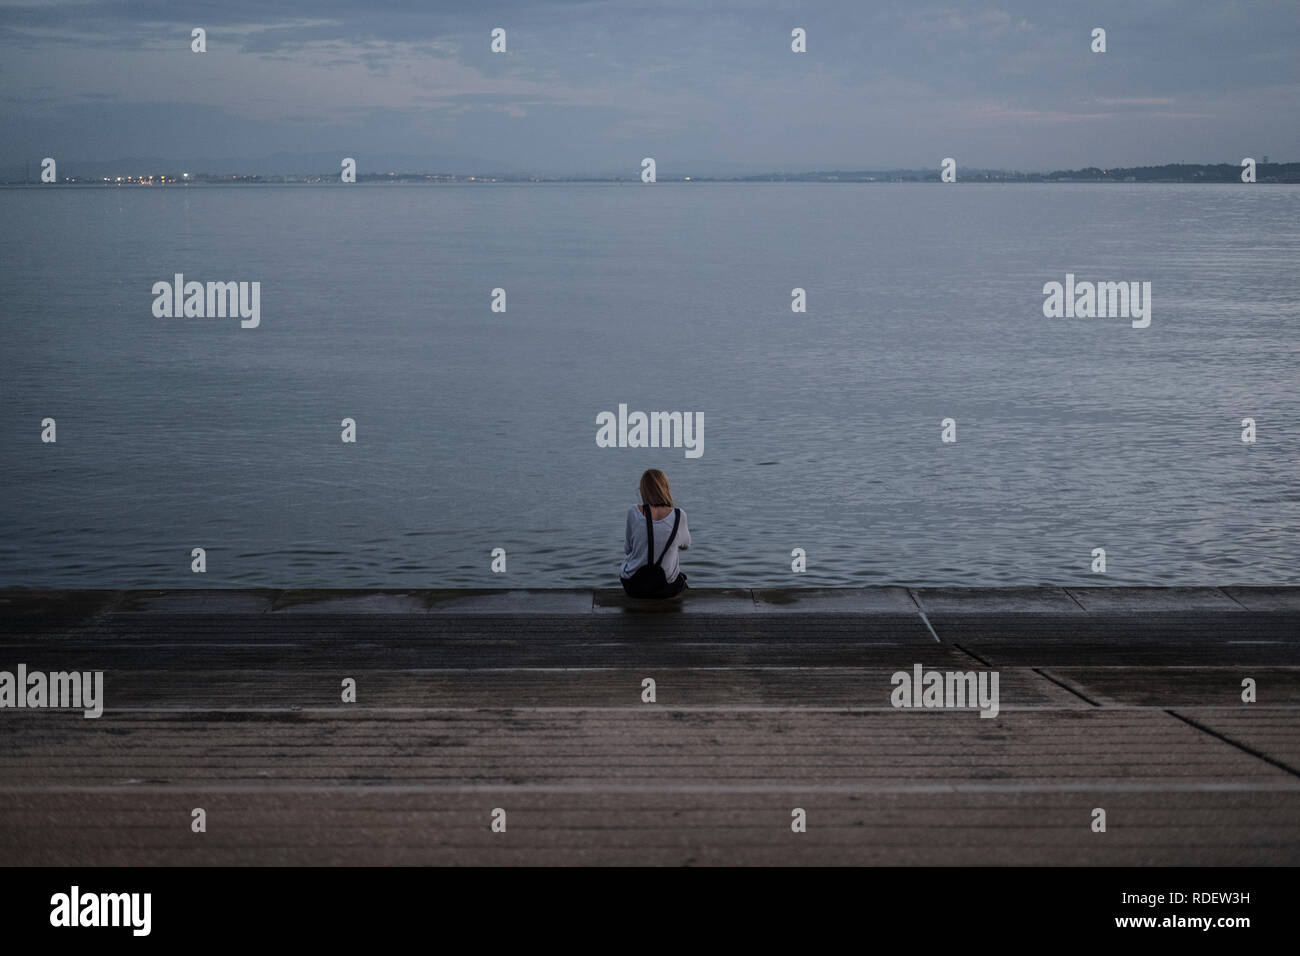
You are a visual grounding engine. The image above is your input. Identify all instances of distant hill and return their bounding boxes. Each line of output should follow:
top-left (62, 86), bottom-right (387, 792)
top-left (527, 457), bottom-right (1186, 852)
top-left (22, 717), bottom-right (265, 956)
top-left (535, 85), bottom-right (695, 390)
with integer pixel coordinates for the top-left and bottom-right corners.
top-left (2, 159), bottom-right (1296, 185)
top-left (720, 162), bottom-right (1299, 184)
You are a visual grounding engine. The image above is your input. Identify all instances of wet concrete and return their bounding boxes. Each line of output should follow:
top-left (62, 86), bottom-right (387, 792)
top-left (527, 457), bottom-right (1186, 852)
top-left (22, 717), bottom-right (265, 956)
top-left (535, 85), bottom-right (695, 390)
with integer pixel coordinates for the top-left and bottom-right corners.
top-left (6, 586), bottom-right (1294, 619)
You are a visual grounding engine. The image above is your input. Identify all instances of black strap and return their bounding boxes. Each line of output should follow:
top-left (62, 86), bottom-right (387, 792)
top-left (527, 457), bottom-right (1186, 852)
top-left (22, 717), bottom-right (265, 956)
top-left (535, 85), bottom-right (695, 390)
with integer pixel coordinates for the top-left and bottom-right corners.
top-left (639, 509), bottom-right (681, 567)
top-left (642, 506), bottom-right (682, 568)
top-left (660, 512), bottom-right (681, 564)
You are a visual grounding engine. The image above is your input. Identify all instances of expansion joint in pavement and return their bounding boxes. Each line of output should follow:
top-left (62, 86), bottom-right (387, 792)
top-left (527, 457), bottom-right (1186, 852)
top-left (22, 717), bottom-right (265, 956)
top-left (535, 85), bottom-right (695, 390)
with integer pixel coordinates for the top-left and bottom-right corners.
top-left (1166, 709), bottom-right (1300, 778)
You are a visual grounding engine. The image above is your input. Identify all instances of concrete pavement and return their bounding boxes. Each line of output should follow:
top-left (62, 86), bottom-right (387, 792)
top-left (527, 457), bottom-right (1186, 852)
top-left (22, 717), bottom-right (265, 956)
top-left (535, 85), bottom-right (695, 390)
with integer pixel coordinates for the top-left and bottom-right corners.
top-left (1, 587), bottom-right (1297, 865)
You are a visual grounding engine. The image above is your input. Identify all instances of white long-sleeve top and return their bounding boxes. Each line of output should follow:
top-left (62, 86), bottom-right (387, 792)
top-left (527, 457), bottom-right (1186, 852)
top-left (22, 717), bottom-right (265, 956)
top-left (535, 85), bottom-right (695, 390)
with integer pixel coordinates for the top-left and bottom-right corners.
top-left (620, 505), bottom-right (691, 583)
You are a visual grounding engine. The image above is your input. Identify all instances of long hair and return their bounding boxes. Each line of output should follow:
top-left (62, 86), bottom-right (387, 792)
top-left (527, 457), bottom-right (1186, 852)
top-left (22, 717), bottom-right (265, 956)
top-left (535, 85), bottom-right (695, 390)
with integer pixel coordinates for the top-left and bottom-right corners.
top-left (639, 469), bottom-right (673, 508)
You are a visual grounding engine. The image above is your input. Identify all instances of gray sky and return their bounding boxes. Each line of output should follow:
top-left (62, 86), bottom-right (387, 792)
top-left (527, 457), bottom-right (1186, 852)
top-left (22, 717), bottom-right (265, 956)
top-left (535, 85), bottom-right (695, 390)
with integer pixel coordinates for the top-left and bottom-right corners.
top-left (2, 0), bottom-right (1296, 175)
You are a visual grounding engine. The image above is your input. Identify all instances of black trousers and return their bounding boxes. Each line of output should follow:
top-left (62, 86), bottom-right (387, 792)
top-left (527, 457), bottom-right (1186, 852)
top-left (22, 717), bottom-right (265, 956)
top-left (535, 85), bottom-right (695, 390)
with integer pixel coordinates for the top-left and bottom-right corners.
top-left (620, 572), bottom-right (688, 599)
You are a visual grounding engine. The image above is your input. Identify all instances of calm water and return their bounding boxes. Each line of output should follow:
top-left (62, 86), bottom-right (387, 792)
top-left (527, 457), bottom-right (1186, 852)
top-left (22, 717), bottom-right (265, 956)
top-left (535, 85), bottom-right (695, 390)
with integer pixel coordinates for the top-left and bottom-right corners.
top-left (1, 183), bottom-right (1297, 587)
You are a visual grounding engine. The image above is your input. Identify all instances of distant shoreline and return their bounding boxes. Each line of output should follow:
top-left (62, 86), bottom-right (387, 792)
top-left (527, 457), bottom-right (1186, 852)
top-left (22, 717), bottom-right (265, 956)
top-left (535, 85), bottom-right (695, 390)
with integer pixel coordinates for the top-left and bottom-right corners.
top-left (4, 161), bottom-right (1297, 187)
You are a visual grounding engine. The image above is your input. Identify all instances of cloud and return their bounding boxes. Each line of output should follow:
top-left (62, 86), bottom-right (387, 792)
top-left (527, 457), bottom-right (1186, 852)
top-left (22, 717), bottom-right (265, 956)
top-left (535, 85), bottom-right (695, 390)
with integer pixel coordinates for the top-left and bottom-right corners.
top-left (0, 0), bottom-right (1295, 172)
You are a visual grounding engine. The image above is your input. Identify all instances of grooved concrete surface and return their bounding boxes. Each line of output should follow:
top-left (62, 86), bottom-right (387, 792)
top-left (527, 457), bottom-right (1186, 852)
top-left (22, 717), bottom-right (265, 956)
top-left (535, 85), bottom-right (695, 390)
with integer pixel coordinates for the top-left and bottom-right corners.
top-left (1, 588), bottom-right (1297, 865)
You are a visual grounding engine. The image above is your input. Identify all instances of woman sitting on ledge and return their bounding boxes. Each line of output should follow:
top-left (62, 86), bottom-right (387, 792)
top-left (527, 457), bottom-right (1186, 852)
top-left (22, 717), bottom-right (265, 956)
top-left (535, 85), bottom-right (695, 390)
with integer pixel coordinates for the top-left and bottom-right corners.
top-left (620, 468), bottom-right (691, 599)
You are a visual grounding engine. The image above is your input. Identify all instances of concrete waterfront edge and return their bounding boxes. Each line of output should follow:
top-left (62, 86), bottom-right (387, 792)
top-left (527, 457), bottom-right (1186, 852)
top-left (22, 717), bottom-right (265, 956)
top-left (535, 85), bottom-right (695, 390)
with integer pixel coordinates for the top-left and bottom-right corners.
top-left (2, 586), bottom-right (1300, 617)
